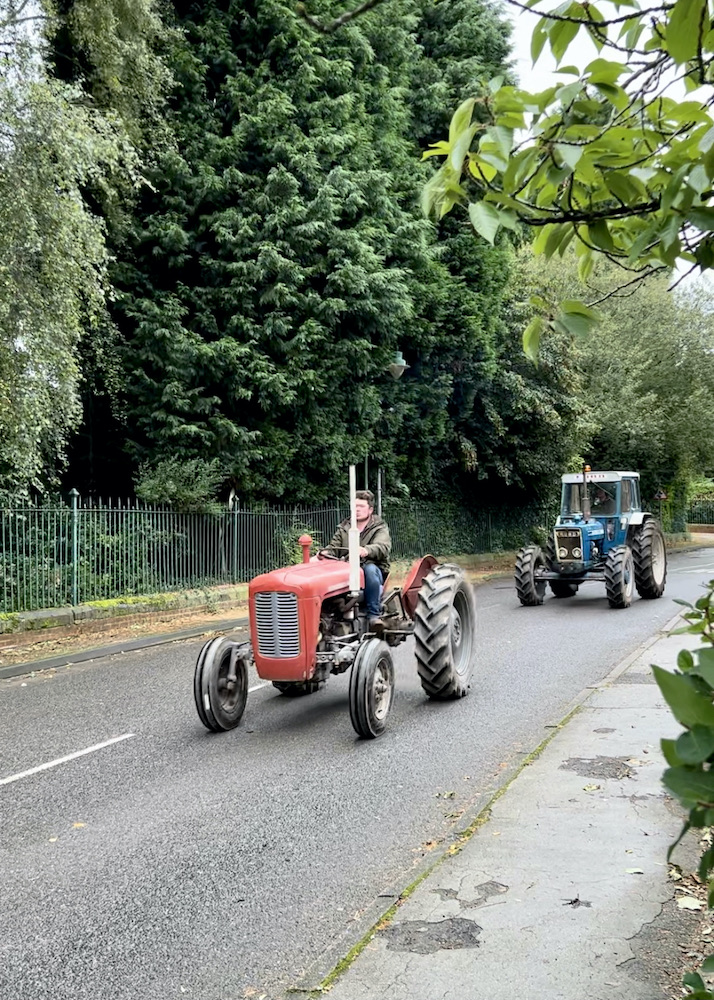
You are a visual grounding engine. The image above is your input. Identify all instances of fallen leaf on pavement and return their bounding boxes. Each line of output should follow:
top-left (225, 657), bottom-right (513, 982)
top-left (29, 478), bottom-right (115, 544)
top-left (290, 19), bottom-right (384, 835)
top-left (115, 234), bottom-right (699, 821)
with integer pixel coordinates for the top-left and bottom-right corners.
top-left (72, 822), bottom-right (85, 829)
top-left (583, 784), bottom-right (601, 792)
top-left (626, 868), bottom-right (644, 874)
top-left (678, 897), bottom-right (703, 910)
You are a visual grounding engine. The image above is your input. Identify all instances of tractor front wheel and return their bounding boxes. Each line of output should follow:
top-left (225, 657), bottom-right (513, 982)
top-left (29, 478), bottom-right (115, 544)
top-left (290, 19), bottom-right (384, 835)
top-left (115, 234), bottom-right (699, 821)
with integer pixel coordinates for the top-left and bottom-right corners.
top-left (349, 639), bottom-right (395, 739)
top-left (414, 563), bottom-right (476, 700)
top-left (515, 545), bottom-right (546, 606)
top-left (194, 637), bottom-right (249, 731)
top-left (549, 581), bottom-right (579, 598)
top-left (605, 545), bottom-right (635, 609)
top-left (634, 519), bottom-right (667, 599)
top-left (272, 680), bottom-right (322, 696)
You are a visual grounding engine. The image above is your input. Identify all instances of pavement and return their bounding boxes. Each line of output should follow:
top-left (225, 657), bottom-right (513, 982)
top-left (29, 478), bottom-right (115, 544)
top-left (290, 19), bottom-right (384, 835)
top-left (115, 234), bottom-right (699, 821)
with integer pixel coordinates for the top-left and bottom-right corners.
top-left (295, 620), bottom-right (708, 1000)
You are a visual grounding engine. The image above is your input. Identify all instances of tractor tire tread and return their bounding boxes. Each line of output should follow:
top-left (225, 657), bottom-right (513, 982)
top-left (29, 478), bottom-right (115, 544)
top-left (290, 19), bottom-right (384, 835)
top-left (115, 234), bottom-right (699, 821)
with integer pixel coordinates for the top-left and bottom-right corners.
top-left (414, 564), bottom-right (475, 700)
top-left (633, 519), bottom-right (667, 599)
top-left (604, 545), bottom-right (633, 609)
top-left (515, 545), bottom-right (546, 606)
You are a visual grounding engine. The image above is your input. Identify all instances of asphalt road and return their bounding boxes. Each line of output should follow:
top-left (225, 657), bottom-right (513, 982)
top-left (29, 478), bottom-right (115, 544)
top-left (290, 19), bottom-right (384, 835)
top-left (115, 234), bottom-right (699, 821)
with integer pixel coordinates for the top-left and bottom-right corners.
top-left (2, 548), bottom-right (714, 1000)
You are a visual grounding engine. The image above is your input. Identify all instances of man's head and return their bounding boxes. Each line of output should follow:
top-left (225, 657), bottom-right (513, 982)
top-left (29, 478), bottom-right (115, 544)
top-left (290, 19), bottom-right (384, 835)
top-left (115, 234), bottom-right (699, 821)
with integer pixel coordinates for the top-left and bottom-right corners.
top-left (355, 490), bottom-right (374, 523)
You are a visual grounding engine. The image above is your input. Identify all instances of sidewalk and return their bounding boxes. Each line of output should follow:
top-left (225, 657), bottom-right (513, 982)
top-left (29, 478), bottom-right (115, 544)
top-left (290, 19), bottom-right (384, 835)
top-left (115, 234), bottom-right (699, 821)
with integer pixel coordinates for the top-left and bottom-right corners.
top-left (298, 624), bottom-right (708, 1000)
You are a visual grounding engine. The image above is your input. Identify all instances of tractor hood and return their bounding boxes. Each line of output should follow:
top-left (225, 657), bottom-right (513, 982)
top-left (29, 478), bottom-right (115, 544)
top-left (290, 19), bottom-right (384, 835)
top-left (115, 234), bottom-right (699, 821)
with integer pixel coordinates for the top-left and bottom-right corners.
top-left (249, 560), bottom-right (364, 600)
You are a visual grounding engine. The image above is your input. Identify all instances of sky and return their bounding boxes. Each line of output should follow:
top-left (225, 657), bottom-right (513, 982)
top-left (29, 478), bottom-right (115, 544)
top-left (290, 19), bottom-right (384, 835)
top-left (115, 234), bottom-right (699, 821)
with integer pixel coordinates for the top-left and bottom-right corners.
top-left (506, 1), bottom-right (604, 92)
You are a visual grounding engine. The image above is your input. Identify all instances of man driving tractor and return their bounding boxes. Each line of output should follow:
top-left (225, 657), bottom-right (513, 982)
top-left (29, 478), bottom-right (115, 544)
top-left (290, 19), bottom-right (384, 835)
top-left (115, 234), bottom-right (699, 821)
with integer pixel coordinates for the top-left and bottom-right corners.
top-left (318, 489), bottom-right (391, 628)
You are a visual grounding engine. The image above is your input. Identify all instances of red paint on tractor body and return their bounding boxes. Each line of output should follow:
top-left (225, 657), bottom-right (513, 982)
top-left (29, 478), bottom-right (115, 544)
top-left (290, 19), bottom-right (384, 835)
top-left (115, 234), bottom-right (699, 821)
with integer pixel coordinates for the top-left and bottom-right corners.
top-left (401, 555), bottom-right (438, 619)
top-left (249, 561), bottom-right (364, 681)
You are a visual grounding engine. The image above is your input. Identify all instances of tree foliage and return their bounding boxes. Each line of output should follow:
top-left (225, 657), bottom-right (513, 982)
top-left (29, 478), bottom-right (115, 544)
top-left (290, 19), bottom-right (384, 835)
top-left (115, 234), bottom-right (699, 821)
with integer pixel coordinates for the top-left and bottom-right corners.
top-left (516, 249), bottom-right (714, 499)
top-left (423, 0), bottom-right (714, 354)
top-left (0, 1), bottom-right (140, 501)
top-left (101, 0), bottom-right (553, 505)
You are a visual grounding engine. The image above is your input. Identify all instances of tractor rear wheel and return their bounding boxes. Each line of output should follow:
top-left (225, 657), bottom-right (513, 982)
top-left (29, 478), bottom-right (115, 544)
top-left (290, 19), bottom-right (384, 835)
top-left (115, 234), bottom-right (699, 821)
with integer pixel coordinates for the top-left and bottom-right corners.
top-left (549, 581), bottom-right (579, 598)
top-left (349, 639), bottom-right (395, 739)
top-left (194, 637), bottom-right (249, 731)
top-left (414, 563), bottom-right (476, 700)
top-left (634, 519), bottom-right (667, 599)
top-left (272, 680), bottom-right (322, 696)
top-left (515, 545), bottom-right (546, 606)
top-left (605, 545), bottom-right (635, 609)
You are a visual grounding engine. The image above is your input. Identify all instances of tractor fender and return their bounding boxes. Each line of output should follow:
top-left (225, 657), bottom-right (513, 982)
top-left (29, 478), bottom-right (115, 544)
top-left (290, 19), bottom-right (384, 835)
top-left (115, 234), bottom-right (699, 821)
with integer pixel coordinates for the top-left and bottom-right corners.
top-left (401, 555), bottom-right (439, 620)
top-left (628, 512), bottom-right (649, 527)
top-left (625, 511), bottom-right (651, 545)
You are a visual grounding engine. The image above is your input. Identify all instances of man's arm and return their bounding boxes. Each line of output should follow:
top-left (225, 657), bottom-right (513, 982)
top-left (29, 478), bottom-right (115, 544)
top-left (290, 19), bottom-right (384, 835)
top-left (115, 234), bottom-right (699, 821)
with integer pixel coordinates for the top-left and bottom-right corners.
top-left (321, 524), bottom-right (346, 557)
top-left (361, 522), bottom-right (391, 562)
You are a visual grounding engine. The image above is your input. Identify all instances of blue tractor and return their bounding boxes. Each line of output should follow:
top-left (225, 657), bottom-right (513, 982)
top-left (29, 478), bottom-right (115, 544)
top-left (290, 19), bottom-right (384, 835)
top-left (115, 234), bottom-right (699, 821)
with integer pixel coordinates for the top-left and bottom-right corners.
top-left (515, 468), bottom-right (667, 609)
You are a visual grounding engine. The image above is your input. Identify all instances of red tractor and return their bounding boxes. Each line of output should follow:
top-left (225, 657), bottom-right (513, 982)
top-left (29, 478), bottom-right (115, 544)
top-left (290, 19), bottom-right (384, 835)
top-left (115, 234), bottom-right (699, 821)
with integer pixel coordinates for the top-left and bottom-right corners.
top-left (193, 536), bottom-right (476, 739)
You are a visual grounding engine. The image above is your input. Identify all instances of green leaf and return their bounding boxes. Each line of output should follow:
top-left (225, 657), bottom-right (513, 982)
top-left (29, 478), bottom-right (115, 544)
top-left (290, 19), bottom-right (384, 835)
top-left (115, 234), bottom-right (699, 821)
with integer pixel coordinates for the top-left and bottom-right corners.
top-left (523, 315), bottom-right (543, 362)
top-left (448, 98), bottom-right (476, 147)
top-left (449, 123), bottom-right (478, 172)
top-left (560, 299), bottom-right (598, 319)
top-left (577, 251), bottom-right (595, 282)
top-left (700, 125), bottom-right (714, 153)
top-left (652, 665), bottom-right (714, 727)
top-left (666, 0), bottom-right (707, 64)
top-left (663, 766), bottom-right (714, 807)
top-left (554, 143), bottom-right (583, 171)
top-left (683, 972), bottom-right (707, 992)
top-left (678, 649), bottom-right (695, 672)
top-left (588, 220), bottom-right (615, 252)
top-left (550, 19), bottom-right (580, 65)
top-left (531, 19), bottom-right (549, 63)
top-left (694, 650), bottom-right (714, 688)
top-left (676, 726), bottom-right (714, 764)
top-left (468, 201), bottom-right (501, 244)
top-left (661, 738), bottom-right (685, 767)
top-left (557, 309), bottom-right (597, 338)
top-left (688, 164), bottom-right (710, 195)
top-left (487, 125), bottom-right (514, 160)
top-left (584, 58), bottom-right (627, 85)
top-left (488, 75), bottom-right (504, 94)
top-left (701, 954), bottom-right (714, 974)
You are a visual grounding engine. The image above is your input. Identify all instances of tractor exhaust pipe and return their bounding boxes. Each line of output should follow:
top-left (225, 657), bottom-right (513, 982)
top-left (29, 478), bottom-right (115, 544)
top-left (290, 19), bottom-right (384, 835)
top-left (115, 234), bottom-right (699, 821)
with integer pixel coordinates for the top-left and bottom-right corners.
top-left (348, 465), bottom-right (360, 596)
top-left (582, 463), bottom-right (591, 521)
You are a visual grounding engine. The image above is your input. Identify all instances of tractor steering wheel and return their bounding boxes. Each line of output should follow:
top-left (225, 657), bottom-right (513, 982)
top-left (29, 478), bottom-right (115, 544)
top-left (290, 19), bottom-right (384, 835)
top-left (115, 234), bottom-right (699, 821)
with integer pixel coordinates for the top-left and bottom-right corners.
top-left (317, 547), bottom-right (349, 561)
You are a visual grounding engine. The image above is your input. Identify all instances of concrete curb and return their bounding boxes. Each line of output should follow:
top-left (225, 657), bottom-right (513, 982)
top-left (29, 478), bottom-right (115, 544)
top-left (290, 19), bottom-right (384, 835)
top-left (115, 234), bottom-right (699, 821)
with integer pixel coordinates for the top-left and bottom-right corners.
top-left (288, 610), bottom-right (684, 996)
top-left (0, 585), bottom-right (249, 636)
top-left (0, 616), bottom-right (249, 681)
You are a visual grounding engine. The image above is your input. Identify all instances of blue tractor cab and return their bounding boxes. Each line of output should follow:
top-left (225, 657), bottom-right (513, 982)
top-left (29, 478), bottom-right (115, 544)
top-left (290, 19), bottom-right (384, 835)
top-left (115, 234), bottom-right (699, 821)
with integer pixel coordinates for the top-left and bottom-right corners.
top-left (515, 468), bottom-right (667, 608)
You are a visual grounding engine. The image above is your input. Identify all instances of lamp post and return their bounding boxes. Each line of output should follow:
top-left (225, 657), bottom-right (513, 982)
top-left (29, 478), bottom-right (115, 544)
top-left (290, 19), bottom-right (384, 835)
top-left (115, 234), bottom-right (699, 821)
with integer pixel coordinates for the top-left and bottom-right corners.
top-left (374, 350), bottom-right (409, 516)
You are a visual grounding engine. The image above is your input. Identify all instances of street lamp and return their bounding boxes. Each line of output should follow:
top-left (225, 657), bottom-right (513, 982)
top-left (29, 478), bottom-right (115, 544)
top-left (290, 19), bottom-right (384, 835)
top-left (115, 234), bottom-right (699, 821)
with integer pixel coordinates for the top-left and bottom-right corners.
top-left (387, 350), bottom-right (409, 380)
top-left (373, 350), bottom-right (409, 515)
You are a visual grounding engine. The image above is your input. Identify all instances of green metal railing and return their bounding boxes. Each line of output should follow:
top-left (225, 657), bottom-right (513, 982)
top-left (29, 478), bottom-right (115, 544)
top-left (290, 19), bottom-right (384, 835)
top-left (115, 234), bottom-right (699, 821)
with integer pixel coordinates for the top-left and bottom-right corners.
top-left (0, 494), bottom-right (555, 613)
top-left (687, 499), bottom-right (714, 525)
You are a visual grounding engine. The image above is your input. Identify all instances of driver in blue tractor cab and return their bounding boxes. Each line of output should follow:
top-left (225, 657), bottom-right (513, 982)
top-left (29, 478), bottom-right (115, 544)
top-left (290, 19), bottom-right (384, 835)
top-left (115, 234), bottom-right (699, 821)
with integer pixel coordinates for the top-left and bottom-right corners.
top-left (592, 484), bottom-right (616, 515)
top-left (317, 490), bottom-right (391, 629)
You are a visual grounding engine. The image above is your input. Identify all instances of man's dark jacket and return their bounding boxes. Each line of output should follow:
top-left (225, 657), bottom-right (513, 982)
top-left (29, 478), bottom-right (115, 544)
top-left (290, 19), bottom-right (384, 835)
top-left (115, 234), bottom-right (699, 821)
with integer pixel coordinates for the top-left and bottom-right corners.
top-left (326, 516), bottom-right (391, 576)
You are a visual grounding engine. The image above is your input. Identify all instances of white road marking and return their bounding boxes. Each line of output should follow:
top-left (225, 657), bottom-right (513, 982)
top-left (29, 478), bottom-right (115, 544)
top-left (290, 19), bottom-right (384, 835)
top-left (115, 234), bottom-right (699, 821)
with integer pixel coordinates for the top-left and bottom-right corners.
top-left (0, 733), bottom-right (135, 787)
top-left (249, 681), bottom-right (271, 693)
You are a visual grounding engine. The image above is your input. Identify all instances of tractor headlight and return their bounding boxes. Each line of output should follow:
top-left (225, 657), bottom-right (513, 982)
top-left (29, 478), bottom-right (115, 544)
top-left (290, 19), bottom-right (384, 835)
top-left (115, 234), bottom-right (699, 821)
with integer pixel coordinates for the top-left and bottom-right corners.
top-left (558, 547), bottom-right (567, 559)
top-left (572, 547), bottom-right (582, 558)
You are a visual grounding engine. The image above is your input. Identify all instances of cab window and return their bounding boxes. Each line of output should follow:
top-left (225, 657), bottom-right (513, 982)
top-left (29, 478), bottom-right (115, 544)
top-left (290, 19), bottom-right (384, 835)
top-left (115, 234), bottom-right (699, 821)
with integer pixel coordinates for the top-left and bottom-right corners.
top-left (621, 479), bottom-right (632, 512)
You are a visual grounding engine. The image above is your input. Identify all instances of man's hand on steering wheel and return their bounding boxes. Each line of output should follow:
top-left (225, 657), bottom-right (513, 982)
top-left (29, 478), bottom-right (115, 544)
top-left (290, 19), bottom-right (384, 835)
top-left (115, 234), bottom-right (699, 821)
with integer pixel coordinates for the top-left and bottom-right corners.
top-left (317, 547), bottom-right (349, 561)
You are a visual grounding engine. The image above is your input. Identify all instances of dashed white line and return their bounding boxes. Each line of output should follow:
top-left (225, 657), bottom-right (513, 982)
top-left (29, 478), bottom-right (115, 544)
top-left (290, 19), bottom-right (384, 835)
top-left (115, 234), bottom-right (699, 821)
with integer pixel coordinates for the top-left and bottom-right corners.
top-left (249, 681), bottom-right (271, 693)
top-left (0, 733), bottom-right (135, 787)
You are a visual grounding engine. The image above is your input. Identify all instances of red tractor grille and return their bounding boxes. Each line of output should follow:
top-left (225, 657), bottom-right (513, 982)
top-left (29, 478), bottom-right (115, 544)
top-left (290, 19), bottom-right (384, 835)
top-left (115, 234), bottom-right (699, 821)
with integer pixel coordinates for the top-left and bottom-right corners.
top-left (254, 592), bottom-right (300, 658)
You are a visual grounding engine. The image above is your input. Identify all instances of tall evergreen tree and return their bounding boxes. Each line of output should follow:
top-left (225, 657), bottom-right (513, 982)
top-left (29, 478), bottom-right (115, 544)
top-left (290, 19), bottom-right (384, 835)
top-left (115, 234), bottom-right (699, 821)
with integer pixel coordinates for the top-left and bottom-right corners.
top-left (111, 0), bottom-right (474, 502)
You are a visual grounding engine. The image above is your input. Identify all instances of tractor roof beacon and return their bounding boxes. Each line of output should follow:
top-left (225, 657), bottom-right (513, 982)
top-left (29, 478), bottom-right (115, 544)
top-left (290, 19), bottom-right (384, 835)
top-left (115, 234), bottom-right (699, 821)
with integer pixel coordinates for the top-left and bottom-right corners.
top-left (515, 467), bottom-right (667, 610)
top-left (193, 466), bottom-right (477, 739)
